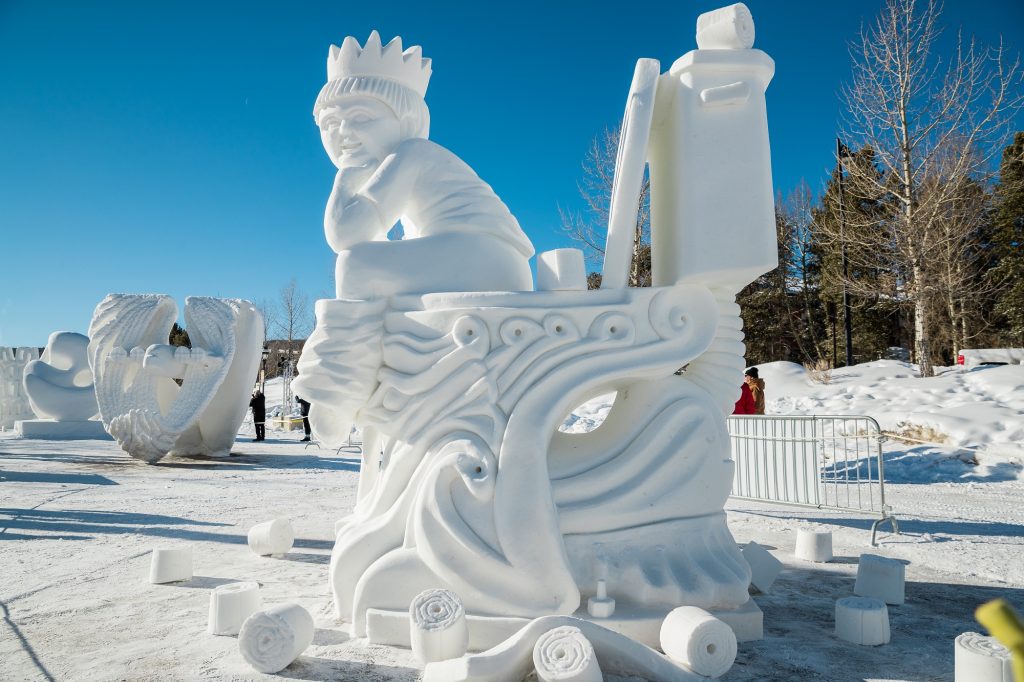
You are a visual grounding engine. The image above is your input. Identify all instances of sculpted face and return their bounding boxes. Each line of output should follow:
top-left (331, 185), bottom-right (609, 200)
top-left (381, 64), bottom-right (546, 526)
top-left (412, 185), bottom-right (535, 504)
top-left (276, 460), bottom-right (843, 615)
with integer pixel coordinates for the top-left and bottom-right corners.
top-left (319, 97), bottom-right (402, 169)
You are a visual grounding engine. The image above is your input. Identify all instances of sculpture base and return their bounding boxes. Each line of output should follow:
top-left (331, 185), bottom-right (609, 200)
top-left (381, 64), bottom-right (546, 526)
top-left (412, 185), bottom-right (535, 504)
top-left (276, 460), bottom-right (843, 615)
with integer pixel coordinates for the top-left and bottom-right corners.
top-left (364, 598), bottom-right (762, 651)
top-left (15, 419), bottom-right (111, 440)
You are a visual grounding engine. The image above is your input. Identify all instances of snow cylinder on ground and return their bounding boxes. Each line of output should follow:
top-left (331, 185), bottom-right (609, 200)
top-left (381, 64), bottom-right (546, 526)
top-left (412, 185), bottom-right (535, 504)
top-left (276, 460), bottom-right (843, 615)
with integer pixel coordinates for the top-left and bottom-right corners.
top-left (854, 553), bottom-right (905, 605)
top-left (659, 606), bottom-right (738, 678)
top-left (208, 581), bottom-right (261, 636)
top-left (247, 518), bottom-right (294, 556)
top-left (409, 588), bottom-right (469, 664)
top-left (954, 632), bottom-right (1013, 682)
top-left (149, 546), bottom-right (193, 584)
top-left (238, 603), bottom-right (315, 674)
top-left (533, 625), bottom-right (603, 682)
top-left (795, 528), bottom-right (833, 562)
top-left (835, 596), bottom-right (890, 646)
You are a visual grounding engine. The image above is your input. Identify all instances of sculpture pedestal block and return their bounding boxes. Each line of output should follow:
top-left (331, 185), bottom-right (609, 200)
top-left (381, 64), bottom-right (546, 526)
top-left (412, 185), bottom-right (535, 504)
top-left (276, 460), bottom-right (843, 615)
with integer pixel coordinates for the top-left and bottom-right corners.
top-left (15, 419), bottom-right (110, 440)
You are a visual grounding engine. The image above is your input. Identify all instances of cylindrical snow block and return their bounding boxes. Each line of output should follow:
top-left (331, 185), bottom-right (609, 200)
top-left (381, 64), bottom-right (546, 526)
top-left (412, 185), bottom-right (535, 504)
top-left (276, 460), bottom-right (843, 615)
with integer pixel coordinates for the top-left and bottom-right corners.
top-left (835, 596), bottom-right (890, 646)
top-left (149, 546), bottom-right (193, 584)
top-left (247, 518), bottom-right (294, 556)
top-left (536, 249), bottom-right (588, 291)
top-left (659, 606), bottom-right (738, 678)
top-left (409, 589), bottom-right (469, 664)
top-left (532, 625), bottom-right (603, 682)
top-left (954, 632), bottom-right (1013, 682)
top-left (795, 528), bottom-right (833, 562)
top-left (238, 603), bottom-right (315, 674)
top-left (696, 3), bottom-right (755, 50)
top-left (208, 581), bottom-right (262, 636)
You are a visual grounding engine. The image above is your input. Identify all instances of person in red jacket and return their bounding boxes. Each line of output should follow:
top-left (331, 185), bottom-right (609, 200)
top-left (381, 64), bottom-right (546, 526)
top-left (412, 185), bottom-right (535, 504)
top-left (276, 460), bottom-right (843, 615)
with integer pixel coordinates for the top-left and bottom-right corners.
top-left (733, 381), bottom-right (755, 415)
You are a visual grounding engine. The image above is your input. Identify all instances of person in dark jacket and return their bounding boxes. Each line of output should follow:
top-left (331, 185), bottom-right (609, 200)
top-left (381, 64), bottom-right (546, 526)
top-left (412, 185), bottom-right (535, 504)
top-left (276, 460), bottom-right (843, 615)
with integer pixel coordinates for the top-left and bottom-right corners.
top-left (296, 396), bottom-right (312, 442)
top-left (733, 381), bottom-right (755, 415)
top-left (249, 388), bottom-right (266, 441)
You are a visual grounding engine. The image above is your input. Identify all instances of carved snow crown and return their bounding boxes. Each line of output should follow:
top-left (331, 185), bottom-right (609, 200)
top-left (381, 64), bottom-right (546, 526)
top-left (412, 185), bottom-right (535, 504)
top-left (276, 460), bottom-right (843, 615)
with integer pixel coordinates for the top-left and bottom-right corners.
top-left (327, 31), bottom-right (432, 97)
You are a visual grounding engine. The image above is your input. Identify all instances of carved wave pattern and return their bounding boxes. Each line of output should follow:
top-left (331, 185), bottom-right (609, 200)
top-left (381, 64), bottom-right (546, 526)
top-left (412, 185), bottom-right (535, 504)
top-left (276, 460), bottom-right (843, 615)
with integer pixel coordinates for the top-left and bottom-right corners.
top-left (335, 284), bottom-right (738, 626)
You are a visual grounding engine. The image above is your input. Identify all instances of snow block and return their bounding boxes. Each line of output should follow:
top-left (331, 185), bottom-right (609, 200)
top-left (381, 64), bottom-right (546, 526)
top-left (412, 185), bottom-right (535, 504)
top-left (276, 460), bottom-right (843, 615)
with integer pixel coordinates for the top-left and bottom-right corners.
top-left (795, 528), bottom-right (833, 562)
top-left (537, 249), bottom-right (588, 291)
top-left (741, 541), bottom-right (782, 593)
top-left (208, 581), bottom-right (262, 636)
top-left (954, 632), bottom-right (1013, 682)
top-left (854, 553), bottom-right (905, 605)
top-left (238, 603), bottom-right (315, 674)
top-left (835, 596), bottom-right (890, 646)
top-left (247, 518), bottom-right (294, 556)
top-left (409, 589), bottom-right (469, 665)
top-left (533, 625), bottom-right (602, 682)
top-left (660, 606), bottom-right (737, 678)
top-left (149, 546), bottom-right (193, 584)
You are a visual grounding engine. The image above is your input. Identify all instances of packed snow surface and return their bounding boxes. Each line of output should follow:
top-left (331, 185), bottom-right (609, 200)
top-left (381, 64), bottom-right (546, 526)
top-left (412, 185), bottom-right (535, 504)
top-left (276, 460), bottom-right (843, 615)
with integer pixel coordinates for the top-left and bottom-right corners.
top-left (1, 364), bottom-right (1022, 681)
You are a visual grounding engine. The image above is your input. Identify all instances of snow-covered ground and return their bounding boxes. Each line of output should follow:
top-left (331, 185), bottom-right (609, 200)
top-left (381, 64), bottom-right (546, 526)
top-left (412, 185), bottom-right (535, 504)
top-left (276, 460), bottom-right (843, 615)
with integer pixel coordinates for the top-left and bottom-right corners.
top-left (1, 362), bottom-right (1022, 681)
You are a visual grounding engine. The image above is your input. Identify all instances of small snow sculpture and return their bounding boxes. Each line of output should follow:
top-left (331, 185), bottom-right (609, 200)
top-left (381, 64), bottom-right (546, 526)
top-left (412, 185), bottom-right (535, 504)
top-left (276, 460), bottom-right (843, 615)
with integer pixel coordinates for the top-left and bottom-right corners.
top-left (247, 518), bottom-right (295, 556)
top-left (149, 546), bottom-right (193, 584)
top-left (0, 346), bottom-right (39, 429)
top-left (16, 331), bottom-right (110, 439)
top-left (533, 625), bottom-right (602, 682)
top-left (659, 606), bottom-right (737, 679)
top-left (587, 579), bottom-right (615, 619)
top-left (955, 632), bottom-right (1013, 682)
top-left (299, 1), bottom-right (777, 646)
top-left (87, 294), bottom-right (264, 463)
top-left (741, 541), bottom-right (783, 593)
top-left (208, 582), bottom-right (262, 636)
top-left (835, 596), bottom-right (890, 646)
top-left (23, 332), bottom-right (98, 420)
top-left (423, 616), bottom-right (704, 682)
top-left (238, 603), bottom-right (315, 674)
top-left (409, 588), bottom-right (469, 664)
top-left (854, 553), bottom-right (905, 605)
top-left (795, 528), bottom-right (833, 562)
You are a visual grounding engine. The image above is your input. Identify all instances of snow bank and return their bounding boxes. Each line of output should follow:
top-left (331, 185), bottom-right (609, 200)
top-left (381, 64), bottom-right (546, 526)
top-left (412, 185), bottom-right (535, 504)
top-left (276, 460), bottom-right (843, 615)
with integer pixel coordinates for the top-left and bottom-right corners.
top-left (562, 360), bottom-right (1024, 480)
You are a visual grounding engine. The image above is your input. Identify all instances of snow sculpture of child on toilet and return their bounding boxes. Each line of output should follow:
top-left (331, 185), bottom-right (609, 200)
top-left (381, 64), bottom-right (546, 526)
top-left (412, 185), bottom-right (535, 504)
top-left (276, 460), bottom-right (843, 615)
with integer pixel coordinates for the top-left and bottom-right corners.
top-left (296, 14), bottom-right (776, 648)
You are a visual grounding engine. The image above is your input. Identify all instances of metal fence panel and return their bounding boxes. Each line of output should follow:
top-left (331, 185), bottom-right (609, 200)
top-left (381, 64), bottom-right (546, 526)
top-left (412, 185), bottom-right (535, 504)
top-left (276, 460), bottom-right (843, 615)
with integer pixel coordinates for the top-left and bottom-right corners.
top-left (727, 414), bottom-right (898, 545)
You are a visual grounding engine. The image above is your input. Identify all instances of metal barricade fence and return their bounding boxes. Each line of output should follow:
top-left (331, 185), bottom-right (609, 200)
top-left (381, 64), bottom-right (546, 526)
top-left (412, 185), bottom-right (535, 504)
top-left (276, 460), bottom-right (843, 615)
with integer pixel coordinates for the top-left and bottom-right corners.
top-left (727, 414), bottom-right (899, 545)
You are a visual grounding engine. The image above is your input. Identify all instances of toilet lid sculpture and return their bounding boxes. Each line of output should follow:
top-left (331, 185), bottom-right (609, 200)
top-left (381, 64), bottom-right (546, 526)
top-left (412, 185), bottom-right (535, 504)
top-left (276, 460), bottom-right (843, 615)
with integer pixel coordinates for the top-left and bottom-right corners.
top-left (294, 2), bottom-right (777, 646)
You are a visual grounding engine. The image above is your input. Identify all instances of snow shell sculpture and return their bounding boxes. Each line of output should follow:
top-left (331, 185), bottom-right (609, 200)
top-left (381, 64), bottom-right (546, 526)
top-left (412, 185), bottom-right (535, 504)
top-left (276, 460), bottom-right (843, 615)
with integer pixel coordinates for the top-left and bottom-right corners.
top-left (87, 295), bottom-right (264, 463)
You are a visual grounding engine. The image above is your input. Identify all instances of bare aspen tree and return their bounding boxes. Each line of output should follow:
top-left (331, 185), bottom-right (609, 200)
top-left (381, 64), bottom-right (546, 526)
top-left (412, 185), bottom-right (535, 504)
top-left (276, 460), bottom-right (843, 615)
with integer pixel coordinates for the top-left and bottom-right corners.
top-left (276, 279), bottom-right (312, 350)
top-left (560, 124), bottom-right (651, 287)
top-left (838, 0), bottom-right (1021, 376)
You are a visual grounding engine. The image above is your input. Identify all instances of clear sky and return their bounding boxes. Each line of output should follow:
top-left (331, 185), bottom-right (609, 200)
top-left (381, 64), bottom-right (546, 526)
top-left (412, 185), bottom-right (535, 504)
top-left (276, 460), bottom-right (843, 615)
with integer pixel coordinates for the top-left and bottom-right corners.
top-left (2, 0), bottom-right (1022, 346)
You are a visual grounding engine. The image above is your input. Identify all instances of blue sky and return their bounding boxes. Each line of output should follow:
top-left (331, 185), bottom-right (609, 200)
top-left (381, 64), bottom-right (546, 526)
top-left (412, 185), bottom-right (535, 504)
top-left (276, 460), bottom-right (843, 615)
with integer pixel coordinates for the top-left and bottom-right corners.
top-left (1, 0), bottom-right (1022, 346)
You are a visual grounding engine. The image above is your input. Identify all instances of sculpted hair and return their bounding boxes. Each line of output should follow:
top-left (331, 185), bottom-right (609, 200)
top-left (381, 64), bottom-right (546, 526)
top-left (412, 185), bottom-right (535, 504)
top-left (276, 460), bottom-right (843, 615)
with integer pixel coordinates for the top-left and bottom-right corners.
top-left (313, 76), bottom-right (430, 140)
